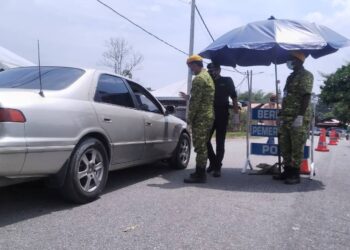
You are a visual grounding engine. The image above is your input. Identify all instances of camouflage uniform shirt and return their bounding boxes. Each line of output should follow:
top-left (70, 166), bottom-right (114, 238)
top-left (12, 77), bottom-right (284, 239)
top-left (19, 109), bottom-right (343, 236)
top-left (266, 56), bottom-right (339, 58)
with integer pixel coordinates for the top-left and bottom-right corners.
top-left (281, 67), bottom-right (314, 122)
top-left (188, 69), bottom-right (215, 125)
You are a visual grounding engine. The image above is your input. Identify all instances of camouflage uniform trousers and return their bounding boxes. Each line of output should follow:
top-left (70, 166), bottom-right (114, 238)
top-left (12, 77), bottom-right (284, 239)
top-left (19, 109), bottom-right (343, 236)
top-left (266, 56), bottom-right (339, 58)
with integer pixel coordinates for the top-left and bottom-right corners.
top-left (279, 118), bottom-right (310, 170)
top-left (191, 118), bottom-right (214, 167)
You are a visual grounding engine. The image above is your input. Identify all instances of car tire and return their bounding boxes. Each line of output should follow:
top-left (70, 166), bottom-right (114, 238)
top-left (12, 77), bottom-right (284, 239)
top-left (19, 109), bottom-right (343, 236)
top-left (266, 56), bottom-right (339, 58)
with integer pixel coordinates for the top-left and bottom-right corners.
top-left (170, 133), bottom-right (191, 170)
top-left (61, 138), bottom-right (109, 204)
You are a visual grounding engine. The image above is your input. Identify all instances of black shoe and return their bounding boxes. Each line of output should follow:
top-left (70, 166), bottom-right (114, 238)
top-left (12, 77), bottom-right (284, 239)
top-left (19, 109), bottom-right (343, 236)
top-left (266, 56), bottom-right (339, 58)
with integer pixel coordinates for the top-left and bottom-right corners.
top-left (184, 173), bottom-right (206, 183)
top-left (284, 168), bottom-right (300, 185)
top-left (213, 169), bottom-right (221, 178)
top-left (185, 167), bottom-right (206, 183)
top-left (189, 171), bottom-right (199, 178)
top-left (273, 166), bottom-right (291, 181)
top-left (284, 176), bottom-right (301, 184)
top-left (273, 171), bottom-right (288, 180)
top-left (206, 164), bottom-right (214, 173)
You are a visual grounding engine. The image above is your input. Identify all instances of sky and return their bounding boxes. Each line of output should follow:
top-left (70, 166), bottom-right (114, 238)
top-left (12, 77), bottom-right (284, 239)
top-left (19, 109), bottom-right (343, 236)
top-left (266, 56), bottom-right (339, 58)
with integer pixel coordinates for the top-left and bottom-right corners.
top-left (1, 0), bottom-right (350, 94)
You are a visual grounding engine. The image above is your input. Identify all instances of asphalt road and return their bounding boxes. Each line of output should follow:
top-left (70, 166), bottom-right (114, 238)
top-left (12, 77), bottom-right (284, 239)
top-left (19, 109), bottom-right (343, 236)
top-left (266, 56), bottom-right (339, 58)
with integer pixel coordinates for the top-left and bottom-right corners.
top-left (0, 137), bottom-right (349, 250)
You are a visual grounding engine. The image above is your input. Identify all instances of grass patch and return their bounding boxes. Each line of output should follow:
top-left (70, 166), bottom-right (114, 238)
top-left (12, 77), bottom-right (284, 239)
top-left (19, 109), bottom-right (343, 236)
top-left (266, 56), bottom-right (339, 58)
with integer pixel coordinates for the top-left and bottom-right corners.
top-left (210, 131), bottom-right (263, 139)
top-left (226, 131), bottom-right (246, 138)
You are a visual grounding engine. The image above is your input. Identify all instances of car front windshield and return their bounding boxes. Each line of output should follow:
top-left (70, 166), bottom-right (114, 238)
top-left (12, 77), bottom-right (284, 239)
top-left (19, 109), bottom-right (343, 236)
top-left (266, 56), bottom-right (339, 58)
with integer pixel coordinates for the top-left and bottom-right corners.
top-left (0, 66), bottom-right (85, 90)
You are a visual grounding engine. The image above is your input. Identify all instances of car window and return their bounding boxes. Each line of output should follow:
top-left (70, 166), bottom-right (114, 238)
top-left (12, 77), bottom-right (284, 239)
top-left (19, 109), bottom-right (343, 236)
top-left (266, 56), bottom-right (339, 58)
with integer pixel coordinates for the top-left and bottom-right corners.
top-left (134, 92), bottom-right (162, 114)
top-left (0, 66), bottom-right (85, 90)
top-left (126, 80), bottom-right (163, 114)
top-left (94, 74), bottom-right (134, 108)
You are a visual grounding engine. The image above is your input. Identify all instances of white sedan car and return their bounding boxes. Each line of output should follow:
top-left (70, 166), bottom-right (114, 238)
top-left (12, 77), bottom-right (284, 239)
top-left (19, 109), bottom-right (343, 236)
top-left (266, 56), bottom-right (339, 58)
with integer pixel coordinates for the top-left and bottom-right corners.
top-left (0, 66), bottom-right (191, 203)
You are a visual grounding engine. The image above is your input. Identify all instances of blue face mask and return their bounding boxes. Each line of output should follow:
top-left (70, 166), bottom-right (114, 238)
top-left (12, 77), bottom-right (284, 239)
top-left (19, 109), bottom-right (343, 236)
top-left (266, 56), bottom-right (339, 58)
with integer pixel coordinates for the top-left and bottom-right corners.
top-left (286, 60), bottom-right (294, 70)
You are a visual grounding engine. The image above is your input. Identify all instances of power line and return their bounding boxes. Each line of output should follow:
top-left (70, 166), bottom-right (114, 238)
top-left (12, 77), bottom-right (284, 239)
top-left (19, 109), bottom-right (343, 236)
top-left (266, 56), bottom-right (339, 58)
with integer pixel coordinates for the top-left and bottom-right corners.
top-left (235, 75), bottom-right (248, 89)
top-left (223, 66), bottom-right (247, 75)
top-left (97, 0), bottom-right (250, 76)
top-left (96, 0), bottom-right (188, 56)
top-left (231, 67), bottom-right (248, 75)
top-left (194, 3), bottom-right (247, 76)
top-left (195, 5), bottom-right (215, 42)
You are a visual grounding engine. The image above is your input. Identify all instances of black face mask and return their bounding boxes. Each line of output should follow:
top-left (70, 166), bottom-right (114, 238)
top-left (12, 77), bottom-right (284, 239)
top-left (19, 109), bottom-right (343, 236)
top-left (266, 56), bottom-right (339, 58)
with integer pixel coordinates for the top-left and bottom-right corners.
top-left (209, 70), bottom-right (219, 79)
top-left (209, 72), bottom-right (216, 78)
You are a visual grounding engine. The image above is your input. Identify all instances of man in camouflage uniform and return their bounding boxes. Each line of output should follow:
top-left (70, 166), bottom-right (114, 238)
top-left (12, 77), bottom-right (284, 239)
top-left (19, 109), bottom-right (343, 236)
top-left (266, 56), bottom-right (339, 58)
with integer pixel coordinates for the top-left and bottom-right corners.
top-left (274, 51), bottom-right (313, 184)
top-left (184, 55), bottom-right (215, 183)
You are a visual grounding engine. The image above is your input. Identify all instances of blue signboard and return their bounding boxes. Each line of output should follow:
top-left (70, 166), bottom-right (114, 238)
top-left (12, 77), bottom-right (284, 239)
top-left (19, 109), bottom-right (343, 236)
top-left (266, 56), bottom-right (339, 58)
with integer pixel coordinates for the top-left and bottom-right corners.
top-left (251, 125), bottom-right (278, 137)
top-left (251, 109), bottom-right (278, 121)
top-left (251, 143), bottom-right (310, 159)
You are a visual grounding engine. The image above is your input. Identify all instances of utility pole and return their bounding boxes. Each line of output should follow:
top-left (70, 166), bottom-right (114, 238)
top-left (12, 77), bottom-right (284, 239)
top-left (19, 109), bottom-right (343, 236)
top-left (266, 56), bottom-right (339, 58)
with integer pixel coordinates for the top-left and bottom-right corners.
top-left (186, 0), bottom-right (196, 119)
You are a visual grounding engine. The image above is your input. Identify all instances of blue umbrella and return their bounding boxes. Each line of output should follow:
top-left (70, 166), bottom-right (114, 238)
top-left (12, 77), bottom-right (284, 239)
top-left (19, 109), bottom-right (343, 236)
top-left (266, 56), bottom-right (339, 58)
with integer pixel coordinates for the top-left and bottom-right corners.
top-left (199, 17), bottom-right (350, 174)
top-left (199, 17), bottom-right (350, 66)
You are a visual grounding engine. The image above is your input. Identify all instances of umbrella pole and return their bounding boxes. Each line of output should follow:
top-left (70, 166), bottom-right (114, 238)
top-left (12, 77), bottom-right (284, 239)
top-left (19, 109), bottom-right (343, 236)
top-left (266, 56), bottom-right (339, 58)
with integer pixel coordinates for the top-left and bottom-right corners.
top-left (242, 70), bottom-right (253, 173)
top-left (310, 100), bottom-right (316, 179)
top-left (274, 63), bottom-right (282, 173)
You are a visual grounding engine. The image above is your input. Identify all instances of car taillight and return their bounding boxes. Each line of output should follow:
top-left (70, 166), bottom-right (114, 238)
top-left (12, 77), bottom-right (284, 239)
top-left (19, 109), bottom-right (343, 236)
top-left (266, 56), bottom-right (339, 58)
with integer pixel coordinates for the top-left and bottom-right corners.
top-left (0, 108), bottom-right (26, 123)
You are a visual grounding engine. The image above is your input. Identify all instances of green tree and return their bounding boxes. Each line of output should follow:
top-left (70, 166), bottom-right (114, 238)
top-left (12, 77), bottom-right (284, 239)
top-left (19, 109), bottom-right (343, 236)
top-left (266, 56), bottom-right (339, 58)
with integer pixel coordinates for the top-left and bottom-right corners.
top-left (320, 63), bottom-right (350, 124)
top-left (238, 89), bottom-right (272, 103)
top-left (315, 98), bottom-right (333, 121)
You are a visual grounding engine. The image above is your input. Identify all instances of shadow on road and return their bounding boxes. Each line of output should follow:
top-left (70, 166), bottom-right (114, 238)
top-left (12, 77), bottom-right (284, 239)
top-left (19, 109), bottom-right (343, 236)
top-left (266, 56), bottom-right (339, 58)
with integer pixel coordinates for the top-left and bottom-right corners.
top-left (148, 167), bottom-right (326, 193)
top-left (104, 162), bottom-right (173, 193)
top-left (0, 163), bottom-right (325, 228)
top-left (0, 180), bottom-right (73, 228)
top-left (0, 162), bottom-right (172, 228)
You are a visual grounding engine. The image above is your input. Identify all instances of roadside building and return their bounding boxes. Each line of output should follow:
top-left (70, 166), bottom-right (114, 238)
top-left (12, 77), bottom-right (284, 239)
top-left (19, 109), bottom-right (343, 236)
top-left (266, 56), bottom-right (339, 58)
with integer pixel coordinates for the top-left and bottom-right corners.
top-left (0, 45), bottom-right (35, 70)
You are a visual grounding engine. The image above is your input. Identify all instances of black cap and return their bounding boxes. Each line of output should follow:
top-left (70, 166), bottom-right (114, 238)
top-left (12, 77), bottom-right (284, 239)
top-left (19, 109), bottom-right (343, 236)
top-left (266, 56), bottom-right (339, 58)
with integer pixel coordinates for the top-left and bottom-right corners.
top-left (207, 62), bottom-right (221, 69)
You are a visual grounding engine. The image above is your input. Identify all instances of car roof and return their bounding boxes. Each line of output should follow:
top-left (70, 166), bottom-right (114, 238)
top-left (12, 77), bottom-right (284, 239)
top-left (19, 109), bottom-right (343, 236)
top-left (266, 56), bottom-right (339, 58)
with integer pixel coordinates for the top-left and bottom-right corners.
top-left (11, 66), bottom-right (141, 85)
top-left (86, 69), bottom-right (140, 84)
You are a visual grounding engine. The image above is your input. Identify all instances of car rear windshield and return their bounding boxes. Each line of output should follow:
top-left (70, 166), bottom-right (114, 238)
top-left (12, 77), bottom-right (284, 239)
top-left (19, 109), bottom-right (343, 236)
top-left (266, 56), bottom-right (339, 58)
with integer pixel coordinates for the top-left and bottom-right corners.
top-left (0, 66), bottom-right (85, 90)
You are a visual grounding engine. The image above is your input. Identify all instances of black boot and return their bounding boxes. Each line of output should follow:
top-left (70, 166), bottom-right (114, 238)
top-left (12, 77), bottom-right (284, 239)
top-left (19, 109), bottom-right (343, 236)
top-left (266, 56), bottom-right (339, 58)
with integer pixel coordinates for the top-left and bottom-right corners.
top-left (212, 163), bottom-right (222, 178)
top-left (185, 166), bottom-right (206, 183)
top-left (273, 166), bottom-right (291, 180)
top-left (191, 165), bottom-right (208, 178)
top-left (284, 168), bottom-right (300, 185)
top-left (206, 164), bottom-right (214, 173)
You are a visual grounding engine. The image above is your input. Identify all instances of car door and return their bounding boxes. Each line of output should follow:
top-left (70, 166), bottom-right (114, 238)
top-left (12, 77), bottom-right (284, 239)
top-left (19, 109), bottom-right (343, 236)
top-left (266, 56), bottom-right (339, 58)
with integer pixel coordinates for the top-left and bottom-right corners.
top-left (92, 74), bottom-right (145, 165)
top-left (131, 86), bottom-right (175, 160)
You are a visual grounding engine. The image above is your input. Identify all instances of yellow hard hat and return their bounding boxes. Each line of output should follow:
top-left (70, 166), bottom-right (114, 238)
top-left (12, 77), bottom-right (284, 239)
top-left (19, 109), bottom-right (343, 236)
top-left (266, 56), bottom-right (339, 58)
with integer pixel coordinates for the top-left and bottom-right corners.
top-left (291, 51), bottom-right (305, 62)
top-left (187, 54), bottom-right (203, 64)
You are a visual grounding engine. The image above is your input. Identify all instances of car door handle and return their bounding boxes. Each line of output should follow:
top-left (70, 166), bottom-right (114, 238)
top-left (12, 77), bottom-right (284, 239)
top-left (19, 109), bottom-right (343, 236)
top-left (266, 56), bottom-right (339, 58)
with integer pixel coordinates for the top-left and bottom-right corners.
top-left (103, 117), bottom-right (112, 123)
top-left (145, 122), bottom-right (152, 126)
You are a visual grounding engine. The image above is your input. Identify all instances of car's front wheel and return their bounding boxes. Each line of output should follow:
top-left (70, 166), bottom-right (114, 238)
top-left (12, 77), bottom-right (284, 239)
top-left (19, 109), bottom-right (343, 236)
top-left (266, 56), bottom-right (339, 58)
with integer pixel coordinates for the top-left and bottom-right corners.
top-left (61, 138), bottom-right (109, 204)
top-left (170, 133), bottom-right (191, 169)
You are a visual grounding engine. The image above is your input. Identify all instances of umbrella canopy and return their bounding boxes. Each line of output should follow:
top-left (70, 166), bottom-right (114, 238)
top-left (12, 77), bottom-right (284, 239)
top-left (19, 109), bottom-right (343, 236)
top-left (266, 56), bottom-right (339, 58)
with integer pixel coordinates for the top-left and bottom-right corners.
top-left (199, 17), bottom-right (350, 67)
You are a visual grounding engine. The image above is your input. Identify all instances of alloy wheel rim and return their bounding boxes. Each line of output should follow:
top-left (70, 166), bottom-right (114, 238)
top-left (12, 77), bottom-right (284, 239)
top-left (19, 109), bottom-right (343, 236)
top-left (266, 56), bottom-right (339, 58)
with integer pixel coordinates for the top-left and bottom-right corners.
top-left (179, 138), bottom-right (190, 165)
top-left (77, 149), bottom-right (104, 193)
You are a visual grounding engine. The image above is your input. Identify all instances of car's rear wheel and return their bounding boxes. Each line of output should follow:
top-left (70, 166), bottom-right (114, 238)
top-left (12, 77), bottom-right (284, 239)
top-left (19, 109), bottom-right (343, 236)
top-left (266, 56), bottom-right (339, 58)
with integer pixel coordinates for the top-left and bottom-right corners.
top-left (170, 133), bottom-right (191, 169)
top-left (61, 138), bottom-right (109, 204)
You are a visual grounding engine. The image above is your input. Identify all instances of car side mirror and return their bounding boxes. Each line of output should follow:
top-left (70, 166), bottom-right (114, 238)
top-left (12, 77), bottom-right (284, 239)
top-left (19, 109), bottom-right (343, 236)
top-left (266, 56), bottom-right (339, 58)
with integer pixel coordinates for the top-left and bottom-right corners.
top-left (165, 105), bottom-right (175, 115)
top-left (140, 103), bottom-right (149, 111)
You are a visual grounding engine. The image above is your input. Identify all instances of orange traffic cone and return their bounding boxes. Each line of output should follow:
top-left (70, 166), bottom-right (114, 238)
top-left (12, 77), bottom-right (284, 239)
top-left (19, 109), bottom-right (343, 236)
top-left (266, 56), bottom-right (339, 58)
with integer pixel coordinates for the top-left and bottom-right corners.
top-left (336, 131), bottom-right (340, 142)
top-left (329, 129), bottom-right (338, 146)
top-left (300, 159), bottom-right (310, 175)
top-left (315, 129), bottom-right (329, 152)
